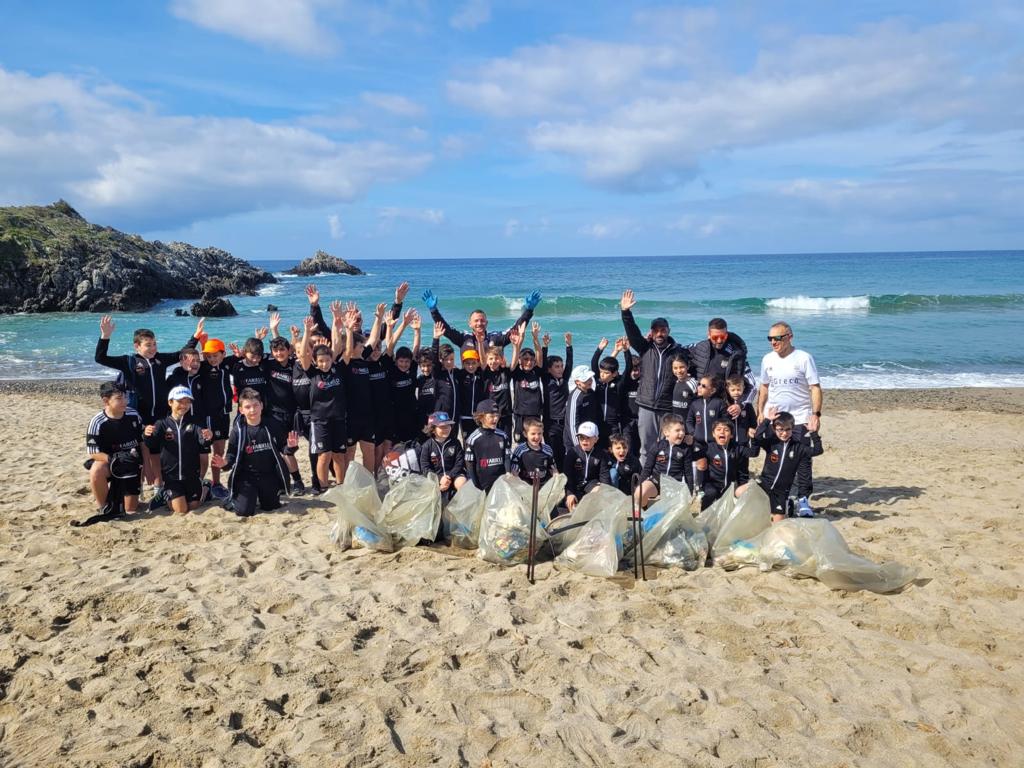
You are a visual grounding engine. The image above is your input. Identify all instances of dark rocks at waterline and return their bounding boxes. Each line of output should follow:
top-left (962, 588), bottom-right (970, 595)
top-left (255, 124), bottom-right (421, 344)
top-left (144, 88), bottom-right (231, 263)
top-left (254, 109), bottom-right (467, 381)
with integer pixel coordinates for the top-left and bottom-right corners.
top-left (284, 250), bottom-right (364, 277)
top-left (174, 308), bottom-right (189, 317)
top-left (266, 304), bottom-right (278, 312)
top-left (190, 296), bottom-right (237, 317)
top-left (0, 201), bottom-right (276, 313)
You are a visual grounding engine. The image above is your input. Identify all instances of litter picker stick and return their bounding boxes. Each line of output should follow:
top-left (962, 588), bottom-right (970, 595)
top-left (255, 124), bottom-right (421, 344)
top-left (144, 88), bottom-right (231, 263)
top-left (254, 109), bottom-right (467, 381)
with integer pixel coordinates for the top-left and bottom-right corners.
top-left (631, 472), bottom-right (646, 581)
top-left (527, 470), bottom-right (541, 583)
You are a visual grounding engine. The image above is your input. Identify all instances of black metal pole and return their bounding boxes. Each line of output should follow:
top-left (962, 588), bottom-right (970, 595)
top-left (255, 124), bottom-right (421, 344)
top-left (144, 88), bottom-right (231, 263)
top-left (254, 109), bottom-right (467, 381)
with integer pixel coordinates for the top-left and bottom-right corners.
top-left (631, 472), bottom-right (646, 581)
top-left (527, 470), bottom-right (540, 583)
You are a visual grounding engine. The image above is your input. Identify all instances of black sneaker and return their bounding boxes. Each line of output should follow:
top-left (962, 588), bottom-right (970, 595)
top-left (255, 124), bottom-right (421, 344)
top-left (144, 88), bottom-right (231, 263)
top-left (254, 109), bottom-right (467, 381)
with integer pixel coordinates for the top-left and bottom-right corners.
top-left (291, 478), bottom-right (307, 497)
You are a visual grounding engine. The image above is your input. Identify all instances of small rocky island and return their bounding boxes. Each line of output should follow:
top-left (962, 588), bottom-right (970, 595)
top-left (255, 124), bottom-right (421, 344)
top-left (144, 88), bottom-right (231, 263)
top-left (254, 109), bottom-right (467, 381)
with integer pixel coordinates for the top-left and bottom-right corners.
top-left (284, 250), bottom-right (364, 276)
top-left (0, 200), bottom-right (276, 313)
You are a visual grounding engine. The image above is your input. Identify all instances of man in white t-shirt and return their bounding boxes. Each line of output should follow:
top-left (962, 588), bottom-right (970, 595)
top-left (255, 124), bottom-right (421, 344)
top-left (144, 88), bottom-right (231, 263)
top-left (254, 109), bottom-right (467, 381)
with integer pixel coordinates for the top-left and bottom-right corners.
top-left (756, 321), bottom-right (823, 516)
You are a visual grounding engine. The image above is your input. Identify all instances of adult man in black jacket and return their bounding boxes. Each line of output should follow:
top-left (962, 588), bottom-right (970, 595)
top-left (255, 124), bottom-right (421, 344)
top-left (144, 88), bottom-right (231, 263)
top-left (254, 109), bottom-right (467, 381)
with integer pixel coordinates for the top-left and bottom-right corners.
top-left (620, 289), bottom-right (687, 464)
top-left (422, 289), bottom-right (541, 352)
top-left (685, 317), bottom-right (757, 403)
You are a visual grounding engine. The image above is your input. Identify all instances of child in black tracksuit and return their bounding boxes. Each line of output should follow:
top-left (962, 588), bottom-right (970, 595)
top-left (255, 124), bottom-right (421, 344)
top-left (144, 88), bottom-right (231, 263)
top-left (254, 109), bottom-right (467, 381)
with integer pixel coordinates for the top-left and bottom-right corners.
top-left (607, 433), bottom-right (642, 495)
top-left (212, 388), bottom-right (295, 517)
top-left (749, 411), bottom-right (823, 521)
top-left (540, 332), bottom-right (573, 465)
top-left (686, 375), bottom-right (727, 448)
top-left (144, 386), bottom-right (212, 514)
top-left (623, 354), bottom-right (641, 456)
top-left (693, 419), bottom-right (760, 510)
top-left (418, 412), bottom-right (466, 501)
top-left (464, 399), bottom-right (510, 493)
top-left (510, 417), bottom-right (558, 483)
top-left (724, 375), bottom-right (758, 484)
top-left (456, 349), bottom-right (487, 442)
top-left (590, 338), bottom-right (632, 446)
top-left (483, 346), bottom-right (513, 437)
top-left (637, 413), bottom-right (690, 507)
top-left (670, 353), bottom-right (698, 418)
top-left (562, 421), bottom-right (610, 514)
top-left (509, 325), bottom-right (545, 443)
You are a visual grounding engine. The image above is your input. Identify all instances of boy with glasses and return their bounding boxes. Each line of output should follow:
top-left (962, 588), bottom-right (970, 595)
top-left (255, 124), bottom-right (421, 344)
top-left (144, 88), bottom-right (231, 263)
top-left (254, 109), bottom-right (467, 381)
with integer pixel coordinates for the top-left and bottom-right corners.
top-left (743, 409), bottom-right (822, 521)
top-left (756, 322), bottom-right (823, 516)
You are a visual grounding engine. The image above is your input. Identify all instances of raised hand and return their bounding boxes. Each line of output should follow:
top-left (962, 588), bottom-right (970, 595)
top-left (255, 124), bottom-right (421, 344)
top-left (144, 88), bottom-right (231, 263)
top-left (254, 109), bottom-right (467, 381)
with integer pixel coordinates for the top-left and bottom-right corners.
top-left (254, 326), bottom-right (269, 341)
top-left (509, 326), bottom-right (522, 346)
top-left (289, 324), bottom-right (301, 339)
top-left (531, 320), bottom-right (540, 336)
top-left (229, 342), bottom-right (242, 357)
top-left (286, 431), bottom-right (300, 449)
top-left (269, 311), bottom-right (281, 329)
top-left (409, 311), bottom-right (421, 330)
top-left (542, 332), bottom-right (551, 347)
top-left (343, 308), bottom-right (359, 330)
top-left (613, 337), bottom-right (626, 354)
top-left (403, 307), bottom-right (417, 324)
top-left (329, 300), bottom-right (344, 322)
top-left (564, 332), bottom-right (573, 346)
top-left (597, 337), bottom-right (609, 351)
top-left (433, 321), bottom-right (445, 339)
top-left (395, 281), bottom-right (410, 304)
top-left (620, 289), bottom-right (636, 312)
top-left (99, 315), bottom-right (115, 339)
top-left (192, 317), bottom-right (205, 340)
top-left (375, 302), bottom-right (387, 319)
top-left (383, 312), bottom-right (398, 328)
top-left (422, 289), bottom-right (438, 310)
top-left (305, 284), bottom-right (320, 305)
top-left (524, 290), bottom-right (542, 311)
top-left (303, 315), bottom-right (316, 332)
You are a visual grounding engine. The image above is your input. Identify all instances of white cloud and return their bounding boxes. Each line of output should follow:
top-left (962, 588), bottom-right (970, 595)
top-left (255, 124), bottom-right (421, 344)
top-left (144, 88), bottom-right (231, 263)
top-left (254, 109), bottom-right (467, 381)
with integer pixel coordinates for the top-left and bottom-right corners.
top-left (328, 213), bottom-right (344, 239)
top-left (360, 91), bottom-right (425, 117)
top-left (504, 218), bottom-right (520, 237)
top-left (450, 0), bottom-right (491, 31)
top-left (170, 0), bottom-right (337, 56)
top-left (378, 207), bottom-right (446, 226)
top-left (449, 20), bottom-right (1023, 192)
top-left (577, 220), bottom-right (635, 239)
top-left (0, 66), bottom-right (432, 228)
top-left (668, 214), bottom-right (727, 237)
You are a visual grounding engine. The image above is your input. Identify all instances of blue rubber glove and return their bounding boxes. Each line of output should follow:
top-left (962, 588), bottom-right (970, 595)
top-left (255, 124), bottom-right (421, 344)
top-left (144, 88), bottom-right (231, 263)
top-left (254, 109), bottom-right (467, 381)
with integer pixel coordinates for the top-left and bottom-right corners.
top-left (524, 290), bottom-right (541, 311)
top-left (422, 289), bottom-right (438, 310)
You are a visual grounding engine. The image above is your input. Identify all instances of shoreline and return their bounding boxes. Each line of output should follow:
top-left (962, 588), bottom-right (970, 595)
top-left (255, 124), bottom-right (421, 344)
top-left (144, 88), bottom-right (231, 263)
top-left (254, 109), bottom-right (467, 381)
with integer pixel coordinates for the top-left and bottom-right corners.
top-left (4, 378), bottom-right (1023, 414)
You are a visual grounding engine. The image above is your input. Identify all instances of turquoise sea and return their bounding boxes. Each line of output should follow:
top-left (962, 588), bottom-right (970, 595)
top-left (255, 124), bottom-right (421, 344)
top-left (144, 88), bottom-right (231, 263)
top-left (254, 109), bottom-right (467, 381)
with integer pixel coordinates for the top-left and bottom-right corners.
top-left (2, 250), bottom-right (1023, 388)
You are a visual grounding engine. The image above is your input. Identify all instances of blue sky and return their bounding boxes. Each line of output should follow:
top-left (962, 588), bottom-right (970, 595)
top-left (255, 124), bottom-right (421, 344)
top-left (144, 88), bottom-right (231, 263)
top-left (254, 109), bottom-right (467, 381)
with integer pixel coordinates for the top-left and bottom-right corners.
top-left (1, 0), bottom-right (1021, 260)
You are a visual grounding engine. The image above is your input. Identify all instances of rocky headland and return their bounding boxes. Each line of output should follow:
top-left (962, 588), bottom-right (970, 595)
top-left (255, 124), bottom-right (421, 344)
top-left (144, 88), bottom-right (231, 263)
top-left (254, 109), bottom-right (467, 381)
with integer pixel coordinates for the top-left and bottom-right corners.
top-left (0, 201), bottom-right (276, 313)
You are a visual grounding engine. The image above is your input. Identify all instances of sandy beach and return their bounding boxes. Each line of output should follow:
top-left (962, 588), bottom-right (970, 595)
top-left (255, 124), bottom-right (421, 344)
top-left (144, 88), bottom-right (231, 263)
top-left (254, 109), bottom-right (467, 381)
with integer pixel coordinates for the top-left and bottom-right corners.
top-left (0, 381), bottom-right (1021, 767)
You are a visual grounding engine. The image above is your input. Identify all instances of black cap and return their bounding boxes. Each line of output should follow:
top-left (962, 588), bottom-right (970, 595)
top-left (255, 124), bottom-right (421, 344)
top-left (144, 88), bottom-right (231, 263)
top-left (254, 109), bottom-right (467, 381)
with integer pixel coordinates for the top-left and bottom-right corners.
top-left (473, 398), bottom-right (500, 416)
top-left (650, 317), bottom-right (669, 330)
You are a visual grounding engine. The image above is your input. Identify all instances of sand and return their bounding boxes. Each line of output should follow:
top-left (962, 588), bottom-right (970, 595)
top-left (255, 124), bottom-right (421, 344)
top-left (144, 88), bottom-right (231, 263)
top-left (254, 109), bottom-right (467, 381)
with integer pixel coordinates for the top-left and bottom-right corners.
top-left (0, 382), bottom-right (1022, 767)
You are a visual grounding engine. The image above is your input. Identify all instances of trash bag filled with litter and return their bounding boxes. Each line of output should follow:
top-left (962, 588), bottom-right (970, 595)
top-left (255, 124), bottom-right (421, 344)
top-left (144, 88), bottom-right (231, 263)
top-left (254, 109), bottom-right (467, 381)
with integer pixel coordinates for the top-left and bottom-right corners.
top-left (477, 475), bottom-right (547, 565)
top-left (444, 481), bottom-right (486, 549)
top-left (637, 476), bottom-right (708, 570)
top-left (716, 517), bottom-right (917, 593)
top-left (556, 499), bottom-right (631, 578)
top-left (380, 471), bottom-right (442, 548)
top-left (698, 483), bottom-right (772, 561)
top-left (548, 484), bottom-right (627, 557)
top-left (327, 463), bottom-right (393, 552)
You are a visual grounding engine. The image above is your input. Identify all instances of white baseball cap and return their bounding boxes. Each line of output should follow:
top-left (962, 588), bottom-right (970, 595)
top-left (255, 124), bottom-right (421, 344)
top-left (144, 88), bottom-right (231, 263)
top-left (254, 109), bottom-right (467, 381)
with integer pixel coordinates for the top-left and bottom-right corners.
top-left (576, 421), bottom-right (599, 438)
top-left (570, 365), bottom-right (595, 384)
top-left (168, 386), bottom-right (193, 401)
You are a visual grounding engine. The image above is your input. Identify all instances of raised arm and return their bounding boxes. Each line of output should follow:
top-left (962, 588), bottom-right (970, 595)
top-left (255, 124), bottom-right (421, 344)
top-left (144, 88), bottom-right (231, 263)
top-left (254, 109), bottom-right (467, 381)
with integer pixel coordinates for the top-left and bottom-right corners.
top-left (591, 337), bottom-right (608, 374)
top-left (384, 311), bottom-right (402, 357)
top-left (423, 289), bottom-right (468, 347)
top-left (508, 324), bottom-right (524, 370)
top-left (298, 316), bottom-right (315, 370)
top-left (619, 290), bottom-right (649, 353)
top-left (493, 291), bottom-right (541, 347)
top-left (564, 332), bottom-right (574, 371)
top-left (366, 303), bottom-right (386, 350)
top-left (410, 311), bottom-right (422, 358)
top-left (94, 316), bottom-right (129, 371)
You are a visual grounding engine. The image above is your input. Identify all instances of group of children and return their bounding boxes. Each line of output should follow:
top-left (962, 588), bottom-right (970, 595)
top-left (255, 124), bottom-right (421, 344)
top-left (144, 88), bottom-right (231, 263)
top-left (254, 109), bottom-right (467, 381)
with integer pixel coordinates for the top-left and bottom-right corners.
top-left (86, 282), bottom-right (819, 524)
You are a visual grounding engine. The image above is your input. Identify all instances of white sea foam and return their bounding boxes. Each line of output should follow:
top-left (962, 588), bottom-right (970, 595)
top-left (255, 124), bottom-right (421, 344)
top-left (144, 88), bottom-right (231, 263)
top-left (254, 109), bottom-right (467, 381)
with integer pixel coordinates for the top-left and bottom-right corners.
top-left (257, 283), bottom-right (283, 296)
top-left (821, 371), bottom-right (1024, 389)
top-left (766, 295), bottom-right (870, 311)
top-left (502, 296), bottom-right (524, 313)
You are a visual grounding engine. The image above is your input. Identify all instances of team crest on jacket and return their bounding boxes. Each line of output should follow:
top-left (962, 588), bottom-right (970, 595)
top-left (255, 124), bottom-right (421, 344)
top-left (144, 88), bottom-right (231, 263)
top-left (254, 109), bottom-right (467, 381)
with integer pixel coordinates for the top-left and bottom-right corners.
top-left (135, 361), bottom-right (146, 374)
top-left (769, 453), bottom-right (779, 463)
top-left (712, 456), bottom-right (723, 468)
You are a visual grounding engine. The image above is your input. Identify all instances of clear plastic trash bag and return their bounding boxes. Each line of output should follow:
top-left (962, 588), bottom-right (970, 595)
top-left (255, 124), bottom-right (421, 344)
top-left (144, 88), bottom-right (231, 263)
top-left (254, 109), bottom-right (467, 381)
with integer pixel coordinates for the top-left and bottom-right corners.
top-left (718, 518), bottom-right (917, 593)
top-left (380, 471), bottom-right (442, 548)
top-left (638, 476), bottom-right (708, 570)
top-left (505, 472), bottom-right (568, 529)
top-left (477, 475), bottom-right (547, 565)
top-left (327, 463), bottom-right (393, 552)
top-left (547, 484), bottom-right (628, 557)
top-left (556, 502), bottom-right (631, 578)
top-left (443, 482), bottom-right (487, 549)
top-left (708, 483), bottom-right (772, 561)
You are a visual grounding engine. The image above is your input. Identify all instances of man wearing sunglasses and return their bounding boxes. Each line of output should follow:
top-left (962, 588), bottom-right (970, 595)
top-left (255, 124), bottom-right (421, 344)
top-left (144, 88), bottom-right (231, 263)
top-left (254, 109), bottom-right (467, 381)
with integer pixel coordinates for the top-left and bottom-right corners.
top-left (685, 317), bottom-right (757, 404)
top-left (756, 322), bottom-right (822, 516)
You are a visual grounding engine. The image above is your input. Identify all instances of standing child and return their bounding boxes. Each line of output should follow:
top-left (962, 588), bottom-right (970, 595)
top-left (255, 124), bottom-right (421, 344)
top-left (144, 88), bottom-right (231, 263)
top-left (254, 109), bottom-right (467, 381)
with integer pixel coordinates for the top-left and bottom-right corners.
top-left (418, 412), bottom-right (467, 500)
top-left (563, 365), bottom-right (600, 453)
top-left (686, 375), bottom-right (726, 448)
top-left (670, 353), bottom-right (698, 418)
top-left (590, 337), bottom-right (632, 445)
top-left (343, 303), bottom-right (378, 472)
top-left (637, 413), bottom-right (690, 507)
top-left (510, 417), bottom-right (558, 484)
top-left (384, 309), bottom-right (423, 447)
top-left (744, 409), bottom-right (823, 522)
top-left (483, 343), bottom-right (513, 437)
top-left (144, 386), bottom-right (213, 515)
top-left (265, 312), bottom-right (306, 493)
top-left (623, 352), bottom-right (641, 456)
top-left (95, 316), bottom-right (181, 507)
top-left (540, 330), bottom-right (573, 467)
top-left (464, 399), bottom-right (510, 493)
top-left (562, 421), bottom-right (611, 513)
top-left (456, 348), bottom-right (487, 442)
top-left (509, 325), bottom-right (544, 443)
top-left (724, 374), bottom-right (758, 484)
top-left (211, 388), bottom-right (299, 517)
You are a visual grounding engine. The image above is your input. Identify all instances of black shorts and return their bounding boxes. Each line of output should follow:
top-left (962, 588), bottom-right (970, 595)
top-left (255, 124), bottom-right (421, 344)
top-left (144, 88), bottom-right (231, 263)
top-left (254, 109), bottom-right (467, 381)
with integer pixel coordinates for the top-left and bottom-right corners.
top-left (109, 472), bottom-right (142, 498)
top-left (347, 418), bottom-right (374, 446)
top-left (293, 410), bottom-right (312, 440)
top-left (373, 415), bottom-right (393, 446)
top-left (311, 418), bottom-right (347, 455)
top-left (269, 409), bottom-right (297, 455)
top-left (164, 475), bottom-right (204, 503)
top-left (208, 412), bottom-right (231, 441)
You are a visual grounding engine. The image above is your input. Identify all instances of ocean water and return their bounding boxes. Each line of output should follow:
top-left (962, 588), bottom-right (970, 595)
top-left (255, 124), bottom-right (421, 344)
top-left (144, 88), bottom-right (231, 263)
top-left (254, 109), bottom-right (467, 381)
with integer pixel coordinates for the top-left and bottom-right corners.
top-left (2, 251), bottom-right (1023, 388)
